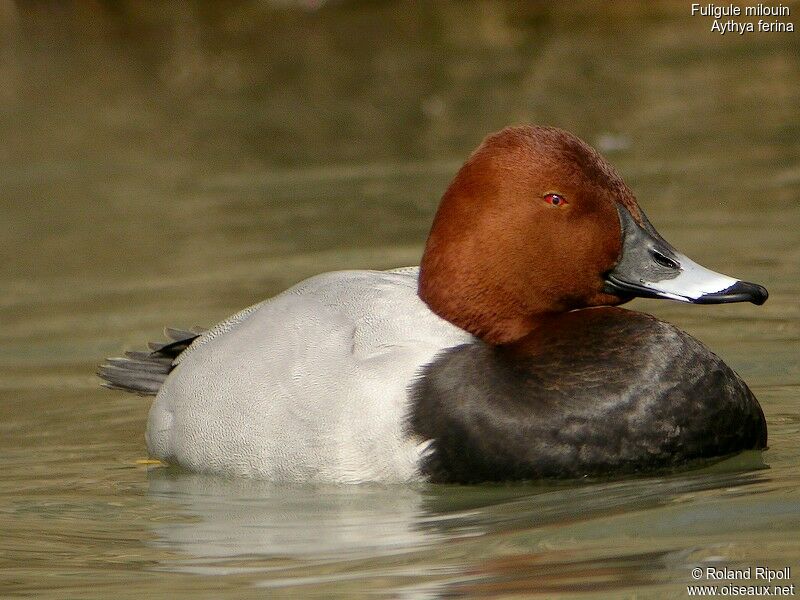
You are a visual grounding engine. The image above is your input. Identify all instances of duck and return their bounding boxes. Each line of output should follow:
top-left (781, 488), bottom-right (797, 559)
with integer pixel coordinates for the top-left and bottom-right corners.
top-left (99, 125), bottom-right (769, 484)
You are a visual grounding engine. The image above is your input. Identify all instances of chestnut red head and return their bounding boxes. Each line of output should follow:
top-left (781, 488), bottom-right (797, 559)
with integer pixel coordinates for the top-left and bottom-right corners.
top-left (418, 125), bottom-right (767, 344)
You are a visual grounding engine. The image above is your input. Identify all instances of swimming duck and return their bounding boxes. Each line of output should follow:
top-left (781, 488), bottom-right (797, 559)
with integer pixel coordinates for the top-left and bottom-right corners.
top-left (100, 126), bottom-right (768, 483)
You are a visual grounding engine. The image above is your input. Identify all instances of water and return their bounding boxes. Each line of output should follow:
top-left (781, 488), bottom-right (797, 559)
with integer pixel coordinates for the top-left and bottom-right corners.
top-left (1, 2), bottom-right (799, 598)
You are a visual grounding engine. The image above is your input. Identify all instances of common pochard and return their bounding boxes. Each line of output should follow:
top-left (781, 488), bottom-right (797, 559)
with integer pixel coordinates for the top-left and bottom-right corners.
top-left (100, 126), bottom-right (768, 483)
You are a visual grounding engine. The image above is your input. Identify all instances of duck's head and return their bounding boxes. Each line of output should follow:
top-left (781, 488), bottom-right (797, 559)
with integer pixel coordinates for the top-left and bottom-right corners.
top-left (418, 125), bottom-right (768, 344)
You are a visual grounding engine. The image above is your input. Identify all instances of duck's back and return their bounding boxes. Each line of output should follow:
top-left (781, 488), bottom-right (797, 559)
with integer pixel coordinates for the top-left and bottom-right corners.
top-left (410, 307), bottom-right (767, 483)
top-left (146, 267), bottom-right (472, 482)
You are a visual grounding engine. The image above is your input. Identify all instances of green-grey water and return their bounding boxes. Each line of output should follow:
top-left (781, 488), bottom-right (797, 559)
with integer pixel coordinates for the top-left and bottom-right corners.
top-left (1, 2), bottom-right (799, 598)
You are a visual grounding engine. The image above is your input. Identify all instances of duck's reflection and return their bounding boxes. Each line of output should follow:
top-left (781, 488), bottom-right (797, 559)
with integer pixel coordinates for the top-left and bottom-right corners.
top-left (144, 453), bottom-right (769, 594)
top-left (146, 468), bottom-right (438, 564)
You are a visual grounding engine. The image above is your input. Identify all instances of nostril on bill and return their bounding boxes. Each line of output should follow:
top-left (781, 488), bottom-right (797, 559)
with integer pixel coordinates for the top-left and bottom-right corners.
top-left (651, 250), bottom-right (680, 270)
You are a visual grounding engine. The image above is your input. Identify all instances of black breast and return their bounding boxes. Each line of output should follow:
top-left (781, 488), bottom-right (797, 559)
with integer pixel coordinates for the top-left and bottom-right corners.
top-left (409, 307), bottom-right (766, 483)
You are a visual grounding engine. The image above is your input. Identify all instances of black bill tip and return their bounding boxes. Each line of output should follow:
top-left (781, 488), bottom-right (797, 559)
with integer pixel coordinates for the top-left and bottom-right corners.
top-left (693, 281), bottom-right (769, 306)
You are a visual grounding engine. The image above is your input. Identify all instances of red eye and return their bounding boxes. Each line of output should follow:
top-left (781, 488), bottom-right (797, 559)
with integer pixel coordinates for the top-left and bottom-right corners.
top-left (544, 193), bottom-right (567, 206)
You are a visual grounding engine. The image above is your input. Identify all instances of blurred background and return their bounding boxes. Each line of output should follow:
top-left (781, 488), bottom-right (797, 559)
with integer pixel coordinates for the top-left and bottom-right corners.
top-left (1, 1), bottom-right (799, 598)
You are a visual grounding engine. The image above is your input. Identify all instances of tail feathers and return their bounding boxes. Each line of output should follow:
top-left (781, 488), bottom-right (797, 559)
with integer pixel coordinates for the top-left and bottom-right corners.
top-left (98, 327), bottom-right (206, 396)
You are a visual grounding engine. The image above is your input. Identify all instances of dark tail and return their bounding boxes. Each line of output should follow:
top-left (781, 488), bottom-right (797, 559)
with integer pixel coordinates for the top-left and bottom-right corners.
top-left (98, 327), bottom-right (206, 396)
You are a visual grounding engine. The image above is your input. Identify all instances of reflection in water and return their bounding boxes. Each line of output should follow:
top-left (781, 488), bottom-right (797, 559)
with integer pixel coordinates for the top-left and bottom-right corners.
top-left (147, 470), bottom-right (438, 565)
top-left (146, 462), bottom-right (773, 594)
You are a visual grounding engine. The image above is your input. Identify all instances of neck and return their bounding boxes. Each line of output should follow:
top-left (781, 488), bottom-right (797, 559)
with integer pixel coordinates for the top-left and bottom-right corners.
top-left (418, 258), bottom-right (542, 345)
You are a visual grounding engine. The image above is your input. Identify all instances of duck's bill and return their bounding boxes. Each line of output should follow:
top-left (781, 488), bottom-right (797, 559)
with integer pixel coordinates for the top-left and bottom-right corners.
top-left (603, 204), bottom-right (768, 306)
